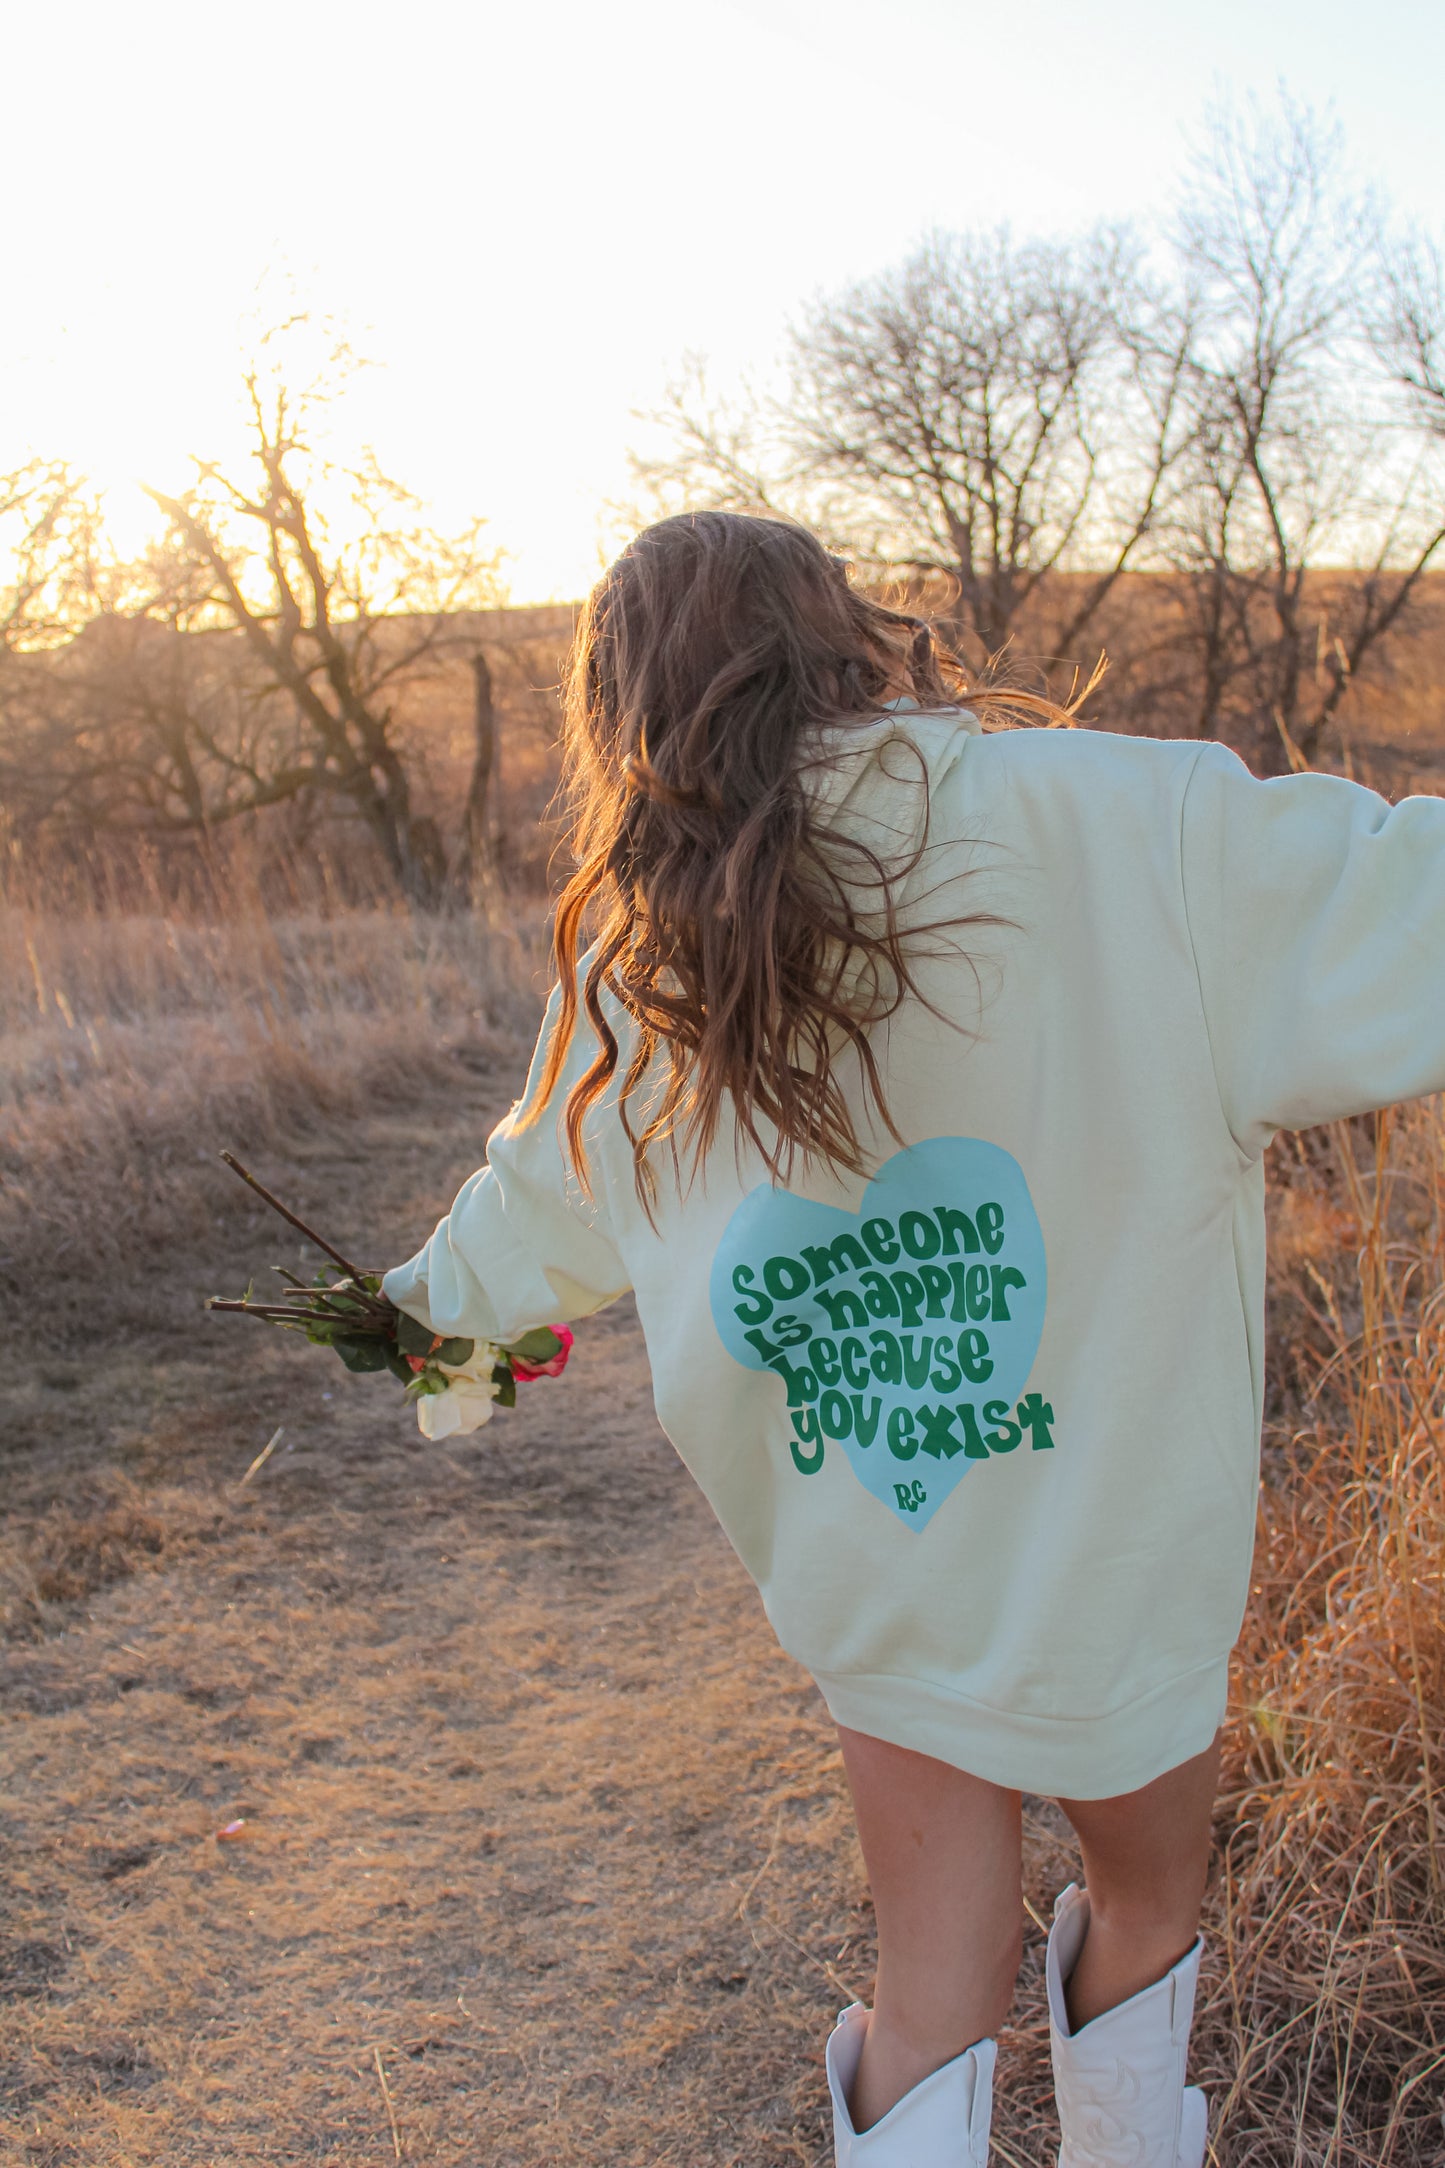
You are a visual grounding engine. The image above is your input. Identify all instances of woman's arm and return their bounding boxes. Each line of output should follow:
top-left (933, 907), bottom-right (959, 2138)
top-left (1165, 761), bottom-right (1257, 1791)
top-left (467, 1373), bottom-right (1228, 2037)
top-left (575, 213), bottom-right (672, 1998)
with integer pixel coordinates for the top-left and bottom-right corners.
top-left (1181, 741), bottom-right (1445, 1158)
top-left (382, 977), bottom-right (632, 1343)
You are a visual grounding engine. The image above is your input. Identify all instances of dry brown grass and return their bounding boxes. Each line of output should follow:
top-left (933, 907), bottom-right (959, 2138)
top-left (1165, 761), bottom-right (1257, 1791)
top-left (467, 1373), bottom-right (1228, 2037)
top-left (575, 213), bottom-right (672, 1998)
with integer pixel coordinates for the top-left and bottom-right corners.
top-left (3, 843), bottom-right (1445, 2161)
top-left (1205, 1105), bottom-right (1445, 2161)
top-left (0, 846), bottom-right (548, 1332)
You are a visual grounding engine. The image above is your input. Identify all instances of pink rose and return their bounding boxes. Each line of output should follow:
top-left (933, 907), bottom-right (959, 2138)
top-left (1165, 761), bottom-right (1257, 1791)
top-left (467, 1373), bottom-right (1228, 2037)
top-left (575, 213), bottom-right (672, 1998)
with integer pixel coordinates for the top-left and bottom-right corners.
top-left (511, 1324), bottom-right (574, 1381)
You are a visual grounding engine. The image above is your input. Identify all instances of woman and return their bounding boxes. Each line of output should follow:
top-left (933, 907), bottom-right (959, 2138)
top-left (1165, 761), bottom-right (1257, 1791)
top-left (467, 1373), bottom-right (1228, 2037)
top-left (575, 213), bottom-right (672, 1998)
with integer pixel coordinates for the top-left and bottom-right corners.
top-left (383, 510), bottom-right (1445, 2164)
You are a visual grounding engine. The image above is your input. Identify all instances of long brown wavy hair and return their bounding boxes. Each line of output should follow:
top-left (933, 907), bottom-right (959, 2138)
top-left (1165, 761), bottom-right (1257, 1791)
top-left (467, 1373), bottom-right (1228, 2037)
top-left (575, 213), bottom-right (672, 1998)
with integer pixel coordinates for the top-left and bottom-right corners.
top-left (519, 511), bottom-right (1084, 1218)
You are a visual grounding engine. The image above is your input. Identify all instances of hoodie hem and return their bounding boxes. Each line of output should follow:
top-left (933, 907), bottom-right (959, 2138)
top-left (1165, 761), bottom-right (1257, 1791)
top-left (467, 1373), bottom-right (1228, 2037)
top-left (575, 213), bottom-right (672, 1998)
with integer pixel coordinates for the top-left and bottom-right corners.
top-left (811, 1654), bottom-right (1229, 1800)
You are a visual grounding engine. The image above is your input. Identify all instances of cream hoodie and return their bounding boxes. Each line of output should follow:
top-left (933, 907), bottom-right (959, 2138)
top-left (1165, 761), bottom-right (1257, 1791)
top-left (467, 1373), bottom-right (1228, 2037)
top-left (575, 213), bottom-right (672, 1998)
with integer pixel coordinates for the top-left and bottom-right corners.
top-left (383, 709), bottom-right (1445, 1798)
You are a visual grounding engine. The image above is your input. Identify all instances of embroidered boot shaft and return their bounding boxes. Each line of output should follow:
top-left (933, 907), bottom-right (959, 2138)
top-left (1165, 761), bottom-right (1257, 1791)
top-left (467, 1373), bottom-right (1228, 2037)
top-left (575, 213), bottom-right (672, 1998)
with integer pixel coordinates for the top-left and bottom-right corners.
top-left (826, 2003), bottom-right (995, 2167)
top-left (1046, 1884), bottom-right (1207, 2168)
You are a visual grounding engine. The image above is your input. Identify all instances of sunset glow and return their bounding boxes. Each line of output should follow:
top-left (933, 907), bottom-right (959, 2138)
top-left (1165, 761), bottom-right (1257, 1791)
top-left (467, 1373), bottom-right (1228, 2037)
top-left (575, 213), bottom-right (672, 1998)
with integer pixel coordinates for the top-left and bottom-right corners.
top-left (5, 0), bottom-right (1444, 601)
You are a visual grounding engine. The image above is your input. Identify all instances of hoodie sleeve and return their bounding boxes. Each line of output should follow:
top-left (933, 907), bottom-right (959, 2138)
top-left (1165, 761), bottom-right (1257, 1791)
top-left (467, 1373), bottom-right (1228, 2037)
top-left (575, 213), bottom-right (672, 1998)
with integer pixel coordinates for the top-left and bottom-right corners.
top-left (381, 979), bottom-right (632, 1344)
top-left (1180, 739), bottom-right (1445, 1159)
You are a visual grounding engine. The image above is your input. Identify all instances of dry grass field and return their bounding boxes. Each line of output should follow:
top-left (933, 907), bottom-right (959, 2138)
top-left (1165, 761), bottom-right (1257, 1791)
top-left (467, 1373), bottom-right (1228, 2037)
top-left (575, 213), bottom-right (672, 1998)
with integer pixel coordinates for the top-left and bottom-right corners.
top-left (3, 774), bottom-right (1445, 2163)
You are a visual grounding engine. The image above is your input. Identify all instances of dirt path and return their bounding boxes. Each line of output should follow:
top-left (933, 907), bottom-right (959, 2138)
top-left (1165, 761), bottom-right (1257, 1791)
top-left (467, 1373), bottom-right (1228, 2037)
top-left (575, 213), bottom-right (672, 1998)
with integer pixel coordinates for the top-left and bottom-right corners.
top-left (2, 1053), bottom-right (1073, 2167)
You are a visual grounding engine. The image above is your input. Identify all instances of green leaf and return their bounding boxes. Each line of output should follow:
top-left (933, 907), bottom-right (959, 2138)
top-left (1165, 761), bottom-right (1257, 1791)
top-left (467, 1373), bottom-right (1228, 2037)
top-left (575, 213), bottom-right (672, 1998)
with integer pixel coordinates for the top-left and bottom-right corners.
top-left (434, 1336), bottom-right (475, 1366)
top-left (384, 1348), bottom-right (414, 1384)
top-left (361, 1274), bottom-right (383, 1295)
top-left (333, 1335), bottom-right (389, 1373)
top-left (508, 1326), bottom-right (563, 1364)
top-left (395, 1312), bottom-right (436, 1358)
top-left (491, 1365), bottom-right (517, 1409)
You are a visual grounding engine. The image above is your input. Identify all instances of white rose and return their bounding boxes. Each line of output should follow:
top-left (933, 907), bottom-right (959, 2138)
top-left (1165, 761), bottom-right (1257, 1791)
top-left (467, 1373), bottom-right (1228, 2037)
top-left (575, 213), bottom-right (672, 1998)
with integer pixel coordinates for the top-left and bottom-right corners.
top-left (414, 1345), bottom-right (503, 1440)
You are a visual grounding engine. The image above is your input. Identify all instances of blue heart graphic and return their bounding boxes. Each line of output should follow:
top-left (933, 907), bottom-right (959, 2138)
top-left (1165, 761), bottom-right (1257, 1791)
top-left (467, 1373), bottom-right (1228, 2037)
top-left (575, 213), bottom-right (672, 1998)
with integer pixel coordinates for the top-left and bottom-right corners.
top-left (709, 1137), bottom-right (1047, 1532)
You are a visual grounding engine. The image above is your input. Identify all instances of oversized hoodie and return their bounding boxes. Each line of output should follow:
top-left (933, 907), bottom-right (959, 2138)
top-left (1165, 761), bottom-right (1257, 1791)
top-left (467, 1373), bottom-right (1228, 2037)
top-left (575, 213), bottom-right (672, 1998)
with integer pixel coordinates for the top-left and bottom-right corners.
top-left (383, 707), bottom-right (1445, 1798)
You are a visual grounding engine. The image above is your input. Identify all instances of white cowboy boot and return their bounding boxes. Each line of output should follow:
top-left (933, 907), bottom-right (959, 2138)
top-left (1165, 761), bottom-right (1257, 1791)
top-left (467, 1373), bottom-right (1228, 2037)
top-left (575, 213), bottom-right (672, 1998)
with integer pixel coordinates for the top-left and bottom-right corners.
top-left (826, 2002), bottom-right (995, 2166)
top-left (1046, 1883), bottom-right (1207, 2168)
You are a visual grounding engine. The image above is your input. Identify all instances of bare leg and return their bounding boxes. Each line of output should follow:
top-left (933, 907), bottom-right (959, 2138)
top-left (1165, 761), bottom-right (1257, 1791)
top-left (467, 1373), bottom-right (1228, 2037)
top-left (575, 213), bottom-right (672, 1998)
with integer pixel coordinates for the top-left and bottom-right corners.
top-left (1055, 1731), bottom-right (1220, 2031)
top-left (835, 1723), bottom-right (1024, 2133)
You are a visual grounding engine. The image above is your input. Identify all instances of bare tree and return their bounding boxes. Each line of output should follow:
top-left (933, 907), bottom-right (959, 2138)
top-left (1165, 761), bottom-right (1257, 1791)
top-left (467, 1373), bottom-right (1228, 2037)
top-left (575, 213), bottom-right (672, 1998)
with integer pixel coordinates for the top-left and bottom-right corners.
top-left (631, 96), bottom-right (1445, 772)
top-left (1166, 97), bottom-right (1445, 769)
top-left (1373, 231), bottom-right (1445, 437)
top-left (0, 460), bottom-right (98, 654)
top-left (129, 338), bottom-right (507, 903)
top-left (631, 229), bottom-right (1197, 673)
top-left (0, 463), bottom-right (116, 843)
top-left (454, 648), bottom-right (500, 897)
top-left (785, 226), bottom-right (1198, 660)
top-left (0, 604), bottom-right (320, 842)
top-left (0, 332), bottom-right (512, 898)
top-left (624, 354), bottom-right (789, 527)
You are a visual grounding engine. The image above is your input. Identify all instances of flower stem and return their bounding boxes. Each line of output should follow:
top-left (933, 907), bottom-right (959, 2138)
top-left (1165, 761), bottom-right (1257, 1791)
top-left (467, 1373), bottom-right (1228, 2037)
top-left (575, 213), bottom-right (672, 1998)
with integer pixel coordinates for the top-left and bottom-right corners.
top-left (219, 1152), bottom-right (369, 1281)
top-left (207, 1297), bottom-right (390, 1330)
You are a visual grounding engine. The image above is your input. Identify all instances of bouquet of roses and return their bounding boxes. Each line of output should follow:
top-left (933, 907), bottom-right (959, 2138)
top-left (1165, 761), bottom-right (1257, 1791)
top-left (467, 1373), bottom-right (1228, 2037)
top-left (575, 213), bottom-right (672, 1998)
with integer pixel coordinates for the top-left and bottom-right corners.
top-left (207, 1154), bottom-right (572, 1439)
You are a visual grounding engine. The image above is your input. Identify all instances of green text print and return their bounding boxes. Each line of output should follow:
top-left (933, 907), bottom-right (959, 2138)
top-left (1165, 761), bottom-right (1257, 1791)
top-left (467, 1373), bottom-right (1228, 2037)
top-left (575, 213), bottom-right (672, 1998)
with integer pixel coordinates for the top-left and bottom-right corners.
top-left (709, 1138), bottom-right (1053, 1533)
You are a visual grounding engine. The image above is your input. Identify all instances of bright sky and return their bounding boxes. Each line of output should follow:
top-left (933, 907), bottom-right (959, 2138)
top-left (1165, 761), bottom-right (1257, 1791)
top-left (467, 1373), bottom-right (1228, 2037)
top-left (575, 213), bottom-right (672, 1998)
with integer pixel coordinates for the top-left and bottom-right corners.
top-left (4, 0), bottom-right (1443, 603)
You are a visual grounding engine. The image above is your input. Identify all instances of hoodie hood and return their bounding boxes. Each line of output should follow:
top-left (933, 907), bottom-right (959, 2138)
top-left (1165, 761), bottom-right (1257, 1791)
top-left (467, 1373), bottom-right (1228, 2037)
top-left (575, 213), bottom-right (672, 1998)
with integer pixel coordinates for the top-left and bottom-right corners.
top-left (800, 700), bottom-right (983, 859)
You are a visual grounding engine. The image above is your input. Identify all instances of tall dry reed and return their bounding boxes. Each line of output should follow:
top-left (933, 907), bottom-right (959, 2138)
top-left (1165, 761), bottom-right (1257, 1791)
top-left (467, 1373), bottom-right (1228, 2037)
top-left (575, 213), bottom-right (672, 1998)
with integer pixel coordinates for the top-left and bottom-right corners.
top-left (1202, 1103), bottom-right (1445, 2163)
